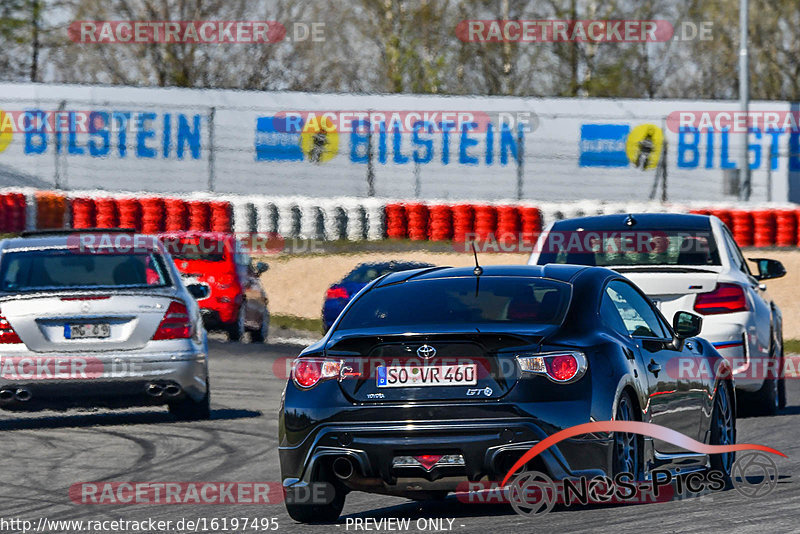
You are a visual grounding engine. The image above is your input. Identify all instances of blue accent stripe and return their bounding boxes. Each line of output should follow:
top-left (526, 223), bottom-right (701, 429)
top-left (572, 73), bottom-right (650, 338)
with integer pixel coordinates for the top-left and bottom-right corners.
top-left (712, 340), bottom-right (744, 349)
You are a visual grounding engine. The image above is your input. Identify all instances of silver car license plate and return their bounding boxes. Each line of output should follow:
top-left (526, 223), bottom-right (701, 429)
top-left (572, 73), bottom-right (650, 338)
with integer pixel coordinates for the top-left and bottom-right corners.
top-left (65, 323), bottom-right (111, 339)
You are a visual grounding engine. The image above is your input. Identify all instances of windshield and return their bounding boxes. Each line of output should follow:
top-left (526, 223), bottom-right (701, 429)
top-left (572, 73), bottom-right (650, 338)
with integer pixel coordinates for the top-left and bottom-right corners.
top-left (336, 276), bottom-right (570, 330)
top-left (0, 250), bottom-right (171, 291)
top-left (536, 229), bottom-right (721, 267)
top-left (161, 236), bottom-right (226, 262)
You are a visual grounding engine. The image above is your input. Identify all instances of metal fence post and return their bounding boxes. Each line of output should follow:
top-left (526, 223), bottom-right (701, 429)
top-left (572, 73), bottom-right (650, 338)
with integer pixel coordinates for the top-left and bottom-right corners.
top-left (660, 139), bottom-right (668, 203)
top-left (516, 124), bottom-right (524, 200)
top-left (207, 106), bottom-right (216, 192)
top-left (414, 161), bottom-right (421, 198)
top-left (54, 100), bottom-right (66, 189)
top-left (366, 115), bottom-right (375, 197)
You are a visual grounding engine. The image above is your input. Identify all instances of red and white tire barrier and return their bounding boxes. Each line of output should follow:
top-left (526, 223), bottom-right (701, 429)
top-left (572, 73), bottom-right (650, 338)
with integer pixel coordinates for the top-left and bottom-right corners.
top-left (1, 187), bottom-right (799, 248)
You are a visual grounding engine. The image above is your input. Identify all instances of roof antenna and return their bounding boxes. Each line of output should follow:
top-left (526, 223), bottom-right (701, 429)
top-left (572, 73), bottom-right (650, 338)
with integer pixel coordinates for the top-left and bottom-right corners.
top-left (471, 243), bottom-right (483, 276)
top-left (625, 214), bottom-right (637, 227)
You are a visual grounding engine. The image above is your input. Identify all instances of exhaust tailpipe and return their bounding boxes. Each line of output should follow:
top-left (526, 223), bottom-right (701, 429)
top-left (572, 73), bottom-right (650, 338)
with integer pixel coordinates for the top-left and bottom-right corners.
top-left (332, 457), bottom-right (355, 480)
top-left (14, 388), bottom-right (31, 402)
top-left (164, 384), bottom-right (182, 397)
top-left (146, 383), bottom-right (164, 397)
top-left (0, 389), bottom-right (14, 403)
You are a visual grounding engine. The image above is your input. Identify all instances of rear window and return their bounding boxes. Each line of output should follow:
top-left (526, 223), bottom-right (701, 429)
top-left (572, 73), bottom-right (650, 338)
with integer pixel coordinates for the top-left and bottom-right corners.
top-left (0, 250), bottom-right (171, 291)
top-left (161, 236), bottom-right (226, 262)
top-left (336, 276), bottom-right (570, 330)
top-left (537, 229), bottom-right (721, 267)
top-left (342, 263), bottom-right (432, 284)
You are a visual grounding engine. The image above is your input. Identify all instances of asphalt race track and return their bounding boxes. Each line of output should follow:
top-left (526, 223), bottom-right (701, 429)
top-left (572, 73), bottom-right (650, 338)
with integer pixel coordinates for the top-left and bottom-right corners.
top-left (0, 339), bottom-right (797, 534)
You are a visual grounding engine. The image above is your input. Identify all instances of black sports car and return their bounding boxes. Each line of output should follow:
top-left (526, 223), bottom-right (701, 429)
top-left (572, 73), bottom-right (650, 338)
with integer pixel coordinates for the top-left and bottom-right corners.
top-left (278, 264), bottom-right (735, 522)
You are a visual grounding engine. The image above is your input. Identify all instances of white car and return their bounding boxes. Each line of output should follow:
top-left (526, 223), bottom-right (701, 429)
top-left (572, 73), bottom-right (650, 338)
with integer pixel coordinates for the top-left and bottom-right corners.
top-left (529, 213), bottom-right (786, 415)
top-left (0, 230), bottom-right (211, 419)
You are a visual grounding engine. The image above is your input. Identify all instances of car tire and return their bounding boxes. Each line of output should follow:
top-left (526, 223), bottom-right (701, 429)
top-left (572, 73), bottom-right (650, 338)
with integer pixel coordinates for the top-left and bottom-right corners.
top-left (753, 341), bottom-right (780, 416)
top-left (754, 376), bottom-right (779, 416)
top-left (226, 305), bottom-right (246, 342)
top-left (612, 391), bottom-right (641, 479)
top-left (709, 382), bottom-right (735, 482)
top-left (169, 379), bottom-right (211, 421)
top-left (249, 310), bottom-right (269, 343)
top-left (284, 484), bottom-right (345, 524)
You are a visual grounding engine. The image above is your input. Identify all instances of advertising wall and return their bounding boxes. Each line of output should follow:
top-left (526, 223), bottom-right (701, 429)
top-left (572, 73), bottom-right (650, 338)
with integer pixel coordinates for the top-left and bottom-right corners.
top-left (1, 82), bottom-right (798, 203)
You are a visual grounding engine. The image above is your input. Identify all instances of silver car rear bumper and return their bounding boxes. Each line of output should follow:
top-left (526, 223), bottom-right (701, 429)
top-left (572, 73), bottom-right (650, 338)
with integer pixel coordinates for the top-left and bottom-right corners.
top-left (0, 349), bottom-right (208, 407)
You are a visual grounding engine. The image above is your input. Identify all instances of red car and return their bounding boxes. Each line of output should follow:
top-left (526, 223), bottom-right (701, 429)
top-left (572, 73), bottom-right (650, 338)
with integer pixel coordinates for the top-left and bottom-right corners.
top-left (159, 232), bottom-right (269, 342)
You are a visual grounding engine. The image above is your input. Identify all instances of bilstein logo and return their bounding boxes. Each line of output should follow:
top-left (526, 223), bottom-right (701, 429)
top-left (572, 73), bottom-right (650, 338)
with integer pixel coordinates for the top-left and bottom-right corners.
top-left (254, 111), bottom-right (535, 166)
top-left (579, 123), bottom-right (663, 169)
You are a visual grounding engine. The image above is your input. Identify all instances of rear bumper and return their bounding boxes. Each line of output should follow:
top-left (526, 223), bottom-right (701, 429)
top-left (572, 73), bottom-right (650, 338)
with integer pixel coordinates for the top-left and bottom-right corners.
top-left (279, 419), bottom-right (611, 495)
top-left (0, 349), bottom-right (208, 408)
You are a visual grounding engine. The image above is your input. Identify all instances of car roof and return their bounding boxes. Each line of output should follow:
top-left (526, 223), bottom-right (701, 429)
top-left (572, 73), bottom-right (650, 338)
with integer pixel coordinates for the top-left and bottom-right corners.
top-left (549, 212), bottom-right (713, 231)
top-left (374, 264), bottom-right (593, 287)
top-left (0, 233), bottom-right (162, 252)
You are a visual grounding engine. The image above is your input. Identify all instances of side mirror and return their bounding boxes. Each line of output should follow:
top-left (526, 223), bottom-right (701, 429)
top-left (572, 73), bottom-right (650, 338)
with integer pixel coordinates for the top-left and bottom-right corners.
top-left (748, 258), bottom-right (786, 281)
top-left (673, 311), bottom-right (703, 340)
top-left (254, 261), bottom-right (269, 275)
top-left (186, 283), bottom-right (210, 300)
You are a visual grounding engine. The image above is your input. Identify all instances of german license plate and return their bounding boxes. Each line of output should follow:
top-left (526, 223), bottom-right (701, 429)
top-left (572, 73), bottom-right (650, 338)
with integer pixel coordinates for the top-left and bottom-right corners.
top-left (376, 364), bottom-right (477, 388)
top-left (65, 323), bottom-right (111, 339)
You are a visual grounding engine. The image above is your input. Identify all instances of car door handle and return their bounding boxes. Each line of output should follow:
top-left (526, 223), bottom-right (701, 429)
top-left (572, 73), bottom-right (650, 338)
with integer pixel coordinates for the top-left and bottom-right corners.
top-left (648, 359), bottom-right (661, 376)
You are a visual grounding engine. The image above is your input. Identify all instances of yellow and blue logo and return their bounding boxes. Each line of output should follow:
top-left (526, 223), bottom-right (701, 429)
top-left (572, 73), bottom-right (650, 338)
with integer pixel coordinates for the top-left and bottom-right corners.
top-left (579, 123), bottom-right (663, 169)
top-left (255, 115), bottom-right (339, 163)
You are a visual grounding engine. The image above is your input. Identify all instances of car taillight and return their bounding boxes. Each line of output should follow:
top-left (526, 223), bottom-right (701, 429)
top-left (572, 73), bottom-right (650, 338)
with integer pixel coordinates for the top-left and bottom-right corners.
top-left (0, 310), bottom-right (21, 344)
top-left (152, 300), bottom-right (192, 340)
top-left (326, 286), bottom-right (349, 300)
top-left (291, 358), bottom-right (342, 389)
top-left (517, 351), bottom-right (587, 383)
top-left (694, 283), bottom-right (748, 315)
